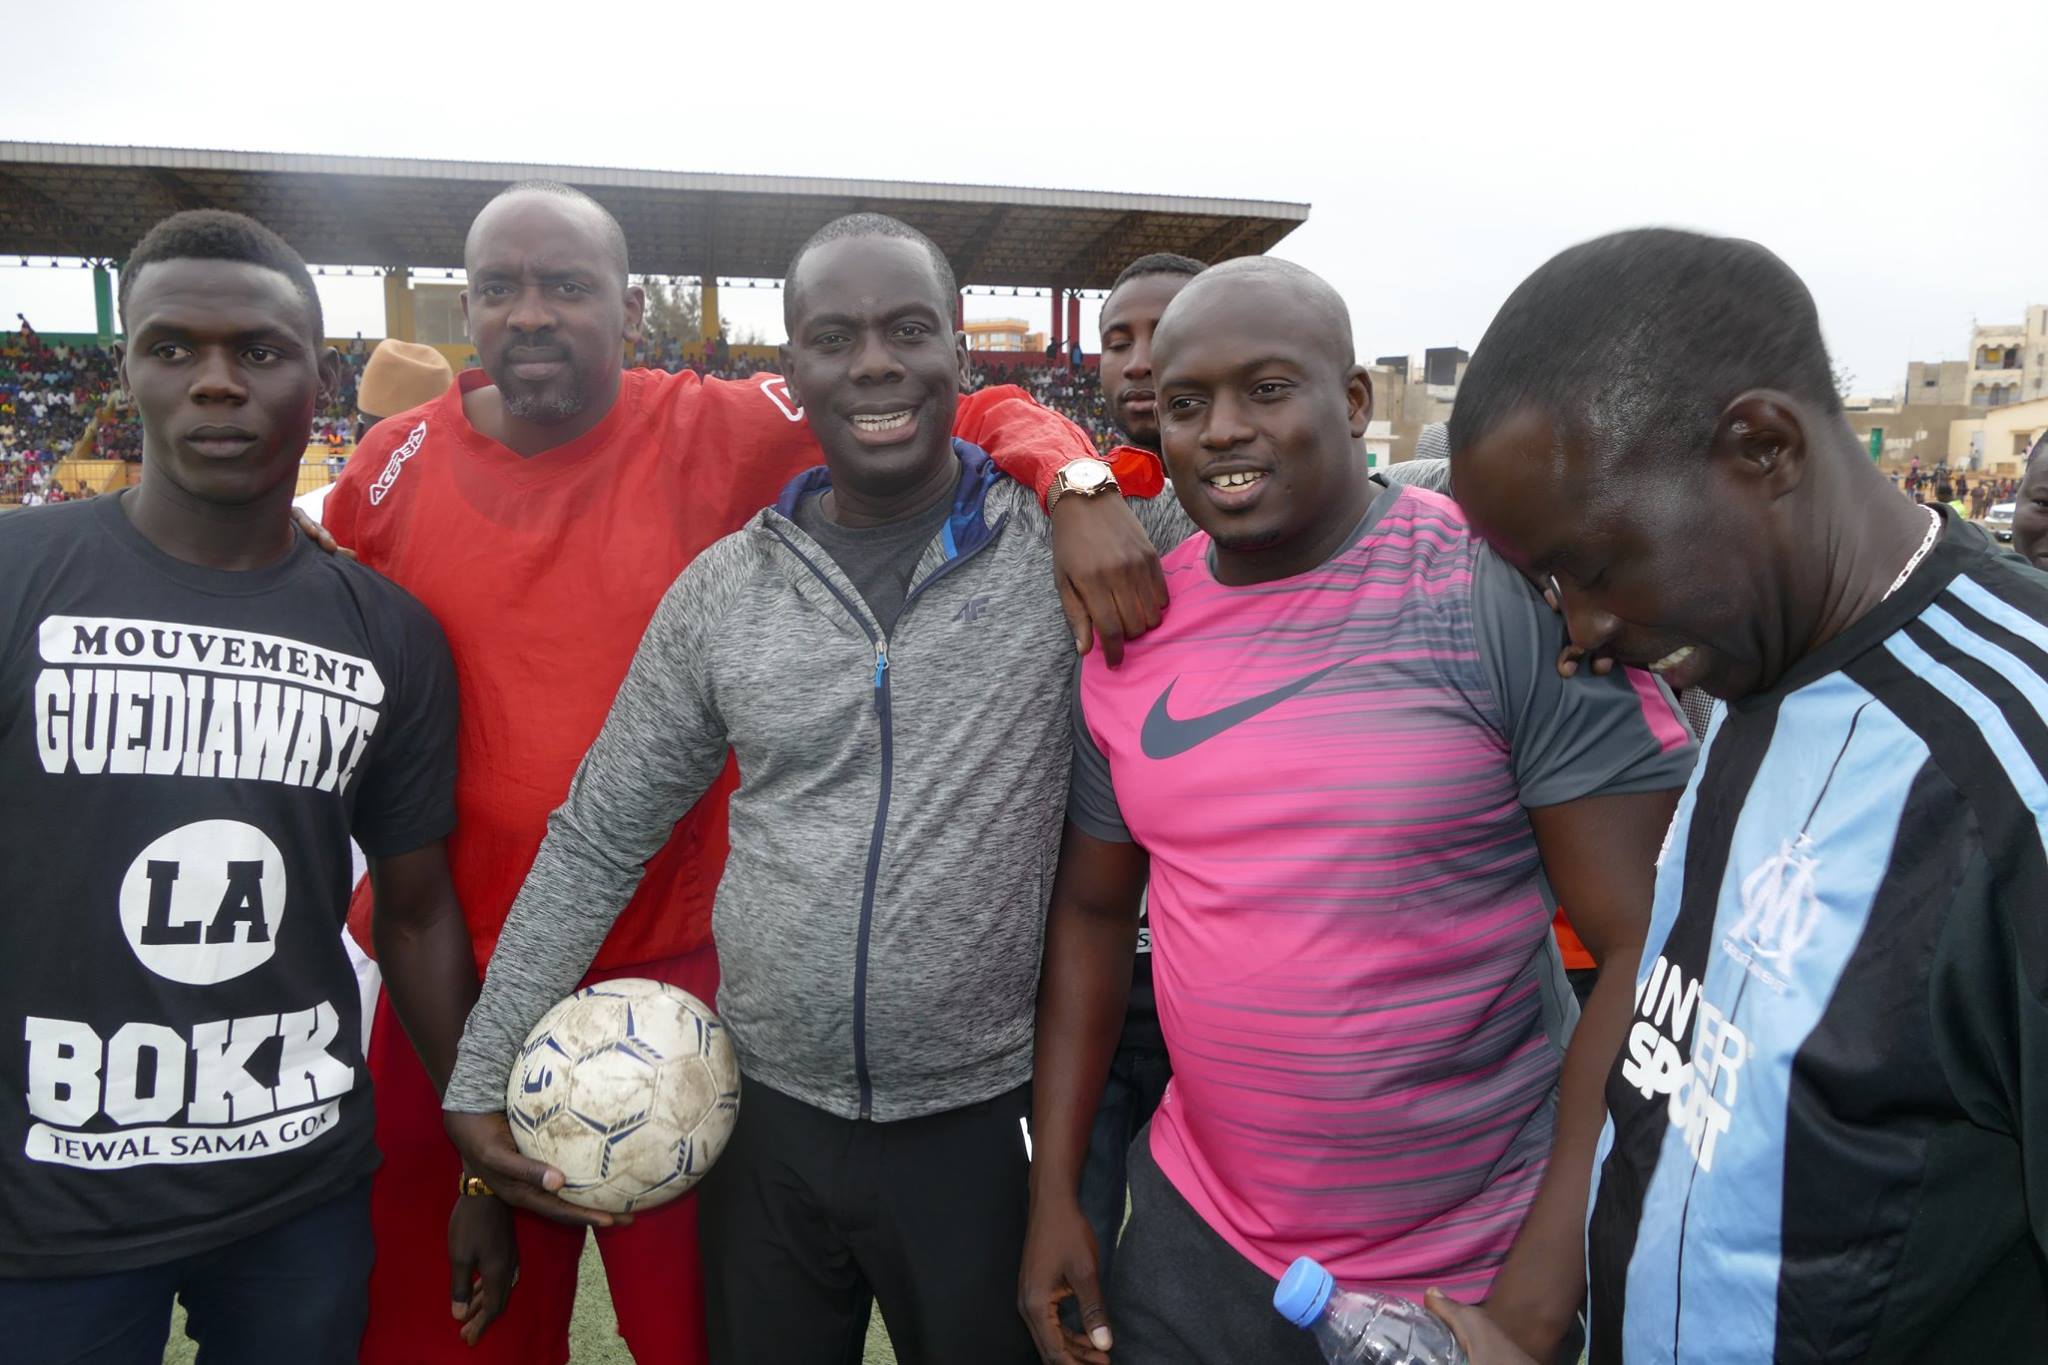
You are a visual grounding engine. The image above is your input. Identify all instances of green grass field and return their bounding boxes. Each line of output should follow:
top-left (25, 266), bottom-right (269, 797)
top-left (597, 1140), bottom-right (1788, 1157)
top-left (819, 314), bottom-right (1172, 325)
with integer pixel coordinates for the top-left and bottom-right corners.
top-left (164, 1232), bottom-right (898, 1362)
top-left (554, 1234), bottom-right (899, 1364)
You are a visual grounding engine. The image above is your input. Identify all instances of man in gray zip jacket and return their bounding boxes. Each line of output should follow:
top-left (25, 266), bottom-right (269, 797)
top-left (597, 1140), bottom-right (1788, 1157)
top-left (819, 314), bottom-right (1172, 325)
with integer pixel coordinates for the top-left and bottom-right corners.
top-left (441, 214), bottom-right (1190, 1365)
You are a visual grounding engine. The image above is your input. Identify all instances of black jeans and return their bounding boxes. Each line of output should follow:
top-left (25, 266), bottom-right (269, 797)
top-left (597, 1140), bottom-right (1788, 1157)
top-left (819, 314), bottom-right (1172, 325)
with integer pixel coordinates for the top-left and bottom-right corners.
top-left (697, 1074), bottom-right (1038, 1365)
top-left (1109, 1130), bottom-right (1325, 1365)
top-left (1109, 1136), bottom-right (1587, 1365)
top-left (0, 1179), bottom-right (372, 1365)
top-left (1077, 1042), bottom-right (1171, 1288)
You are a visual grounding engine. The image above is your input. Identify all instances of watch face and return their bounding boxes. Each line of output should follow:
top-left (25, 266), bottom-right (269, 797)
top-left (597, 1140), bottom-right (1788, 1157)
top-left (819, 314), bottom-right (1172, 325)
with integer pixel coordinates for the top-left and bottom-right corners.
top-left (1067, 459), bottom-right (1113, 490)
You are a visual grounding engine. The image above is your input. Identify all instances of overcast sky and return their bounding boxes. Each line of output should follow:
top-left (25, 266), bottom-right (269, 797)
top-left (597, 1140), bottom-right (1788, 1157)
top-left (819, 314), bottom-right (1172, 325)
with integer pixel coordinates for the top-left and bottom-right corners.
top-left (4, 0), bottom-right (2043, 398)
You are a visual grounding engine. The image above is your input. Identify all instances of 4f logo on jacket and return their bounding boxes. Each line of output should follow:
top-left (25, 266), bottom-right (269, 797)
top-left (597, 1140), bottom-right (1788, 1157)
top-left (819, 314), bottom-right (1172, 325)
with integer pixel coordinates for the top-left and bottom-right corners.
top-left (1619, 954), bottom-right (1752, 1172)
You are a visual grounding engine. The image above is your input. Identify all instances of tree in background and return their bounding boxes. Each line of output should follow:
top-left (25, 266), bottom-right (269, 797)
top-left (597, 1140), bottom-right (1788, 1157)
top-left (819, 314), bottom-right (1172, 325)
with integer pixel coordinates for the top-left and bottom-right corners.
top-left (637, 276), bottom-right (768, 351)
top-left (639, 276), bottom-right (701, 342)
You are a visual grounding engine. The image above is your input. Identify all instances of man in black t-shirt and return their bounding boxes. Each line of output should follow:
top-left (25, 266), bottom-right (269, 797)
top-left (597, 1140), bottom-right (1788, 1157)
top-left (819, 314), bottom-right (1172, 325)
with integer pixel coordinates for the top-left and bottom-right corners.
top-left (1067, 252), bottom-right (1205, 1293)
top-left (0, 211), bottom-right (506, 1364)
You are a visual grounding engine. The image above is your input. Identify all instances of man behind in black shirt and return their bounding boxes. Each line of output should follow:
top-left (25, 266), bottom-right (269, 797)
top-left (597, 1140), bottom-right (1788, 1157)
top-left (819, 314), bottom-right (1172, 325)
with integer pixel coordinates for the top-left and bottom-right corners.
top-left (1039, 252), bottom-right (1205, 1306)
top-left (0, 211), bottom-right (510, 1363)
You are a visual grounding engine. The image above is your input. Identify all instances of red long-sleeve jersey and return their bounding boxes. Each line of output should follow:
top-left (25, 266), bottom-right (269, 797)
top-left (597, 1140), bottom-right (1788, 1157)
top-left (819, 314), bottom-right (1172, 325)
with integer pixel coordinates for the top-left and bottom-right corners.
top-left (326, 367), bottom-right (1159, 971)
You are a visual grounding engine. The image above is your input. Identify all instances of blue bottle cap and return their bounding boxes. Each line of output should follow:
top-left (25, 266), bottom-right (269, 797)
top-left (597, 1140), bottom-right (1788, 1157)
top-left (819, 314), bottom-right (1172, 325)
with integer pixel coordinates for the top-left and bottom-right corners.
top-left (1273, 1256), bottom-right (1336, 1328)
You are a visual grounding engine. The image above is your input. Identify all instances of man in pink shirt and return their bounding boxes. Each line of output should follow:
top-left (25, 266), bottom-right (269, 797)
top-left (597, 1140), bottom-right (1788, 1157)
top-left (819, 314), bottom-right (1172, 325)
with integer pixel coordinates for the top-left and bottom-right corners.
top-left (1018, 260), bottom-right (1694, 1365)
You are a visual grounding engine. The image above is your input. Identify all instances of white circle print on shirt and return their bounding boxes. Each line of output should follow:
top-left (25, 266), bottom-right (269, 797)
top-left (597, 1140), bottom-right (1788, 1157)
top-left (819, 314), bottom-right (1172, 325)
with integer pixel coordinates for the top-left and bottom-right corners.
top-left (118, 820), bottom-right (288, 985)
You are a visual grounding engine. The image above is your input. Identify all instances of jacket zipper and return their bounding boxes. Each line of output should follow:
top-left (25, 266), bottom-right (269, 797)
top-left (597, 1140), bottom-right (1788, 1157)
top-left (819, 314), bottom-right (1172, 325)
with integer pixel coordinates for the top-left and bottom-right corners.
top-left (766, 511), bottom-right (1007, 1120)
top-left (859, 638), bottom-right (890, 1119)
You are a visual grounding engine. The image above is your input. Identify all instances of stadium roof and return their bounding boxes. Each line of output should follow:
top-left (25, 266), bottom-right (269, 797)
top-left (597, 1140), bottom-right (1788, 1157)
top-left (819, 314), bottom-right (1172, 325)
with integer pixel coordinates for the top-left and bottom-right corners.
top-left (0, 142), bottom-right (1309, 290)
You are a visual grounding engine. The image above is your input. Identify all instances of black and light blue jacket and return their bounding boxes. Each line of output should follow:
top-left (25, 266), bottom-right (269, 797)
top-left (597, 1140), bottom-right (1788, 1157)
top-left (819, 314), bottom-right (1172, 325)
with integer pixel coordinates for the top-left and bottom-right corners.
top-left (448, 441), bottom-right (1187, 1121)
top-left (1589, 517), bottom-right (2048, 1361)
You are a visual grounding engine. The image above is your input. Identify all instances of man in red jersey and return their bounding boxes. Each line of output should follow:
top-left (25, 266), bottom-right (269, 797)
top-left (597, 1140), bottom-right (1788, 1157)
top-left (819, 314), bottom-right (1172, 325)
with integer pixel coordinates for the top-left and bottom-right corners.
top-left (320, 180), bottom-right (1166, 1365)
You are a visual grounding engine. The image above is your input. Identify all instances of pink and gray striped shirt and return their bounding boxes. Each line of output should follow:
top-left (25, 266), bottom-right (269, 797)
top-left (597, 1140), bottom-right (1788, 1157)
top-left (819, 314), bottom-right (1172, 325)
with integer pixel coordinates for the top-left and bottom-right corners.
top-left (1069, 482), bottom-right (1693, 1298)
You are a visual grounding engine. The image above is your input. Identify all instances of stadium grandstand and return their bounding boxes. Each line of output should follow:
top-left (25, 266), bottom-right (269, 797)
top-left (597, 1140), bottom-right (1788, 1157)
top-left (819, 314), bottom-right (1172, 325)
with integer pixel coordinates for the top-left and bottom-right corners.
top-left (0, 142), bottom-right (1307, 505)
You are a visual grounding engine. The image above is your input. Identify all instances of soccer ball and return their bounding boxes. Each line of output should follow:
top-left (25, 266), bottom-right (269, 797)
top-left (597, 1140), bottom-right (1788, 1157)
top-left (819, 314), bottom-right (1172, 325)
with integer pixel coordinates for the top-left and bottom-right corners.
top-left (505, 979), bottom-right (741, 1213)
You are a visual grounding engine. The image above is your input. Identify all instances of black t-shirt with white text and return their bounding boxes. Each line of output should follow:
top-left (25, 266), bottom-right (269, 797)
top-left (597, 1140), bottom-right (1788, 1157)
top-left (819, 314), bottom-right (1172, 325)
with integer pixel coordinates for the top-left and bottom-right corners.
top-left (0, 494), bottom-right (456, 1276)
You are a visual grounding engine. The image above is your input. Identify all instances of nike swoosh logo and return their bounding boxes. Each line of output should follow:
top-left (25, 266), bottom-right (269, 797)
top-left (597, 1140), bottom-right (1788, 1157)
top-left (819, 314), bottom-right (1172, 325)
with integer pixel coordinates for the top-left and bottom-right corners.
top-left (1140, 661), bottom-right (1349, 759)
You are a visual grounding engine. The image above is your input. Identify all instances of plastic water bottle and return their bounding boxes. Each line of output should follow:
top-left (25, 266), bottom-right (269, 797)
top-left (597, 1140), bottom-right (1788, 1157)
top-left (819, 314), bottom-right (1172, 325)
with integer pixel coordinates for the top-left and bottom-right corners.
top-left (1272, 1257), bottom-right (1466, 1364)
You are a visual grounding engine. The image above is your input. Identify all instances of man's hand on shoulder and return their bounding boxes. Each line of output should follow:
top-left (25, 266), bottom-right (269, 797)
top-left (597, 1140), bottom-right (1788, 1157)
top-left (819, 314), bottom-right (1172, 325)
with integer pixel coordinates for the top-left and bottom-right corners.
top-left (290, 506), bottom-right (355, 560)
top-left (1051, 490), bottom-right (1167, 668)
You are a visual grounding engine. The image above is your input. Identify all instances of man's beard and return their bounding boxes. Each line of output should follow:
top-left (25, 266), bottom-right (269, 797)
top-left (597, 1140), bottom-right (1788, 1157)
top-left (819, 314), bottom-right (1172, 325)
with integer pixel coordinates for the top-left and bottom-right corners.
top-left (494, 336), bottom-right (588, 423)
top-left (501, 373), bottom-right (587, 423)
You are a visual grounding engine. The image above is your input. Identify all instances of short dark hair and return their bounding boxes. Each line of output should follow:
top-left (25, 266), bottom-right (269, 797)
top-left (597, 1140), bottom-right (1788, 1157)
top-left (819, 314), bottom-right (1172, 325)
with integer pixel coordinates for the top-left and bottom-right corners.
top-left (480, 180), bottom-right (630, 283)
top-left (1110, 253), bottom-right (1206, 293)
top-left (1936, 480), bottom-right (1955, 502)
top-left (784, 214), bottom-right (955, 328)
top-left (119, 210), bottom-right (323, 341)
top-left (1449, 228), bottom-right (1841, 473)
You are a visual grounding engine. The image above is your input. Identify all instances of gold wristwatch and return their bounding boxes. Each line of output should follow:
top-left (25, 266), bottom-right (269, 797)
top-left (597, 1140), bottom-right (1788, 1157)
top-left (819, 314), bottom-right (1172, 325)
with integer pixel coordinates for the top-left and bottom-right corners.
top-left (1047, 457), bottom-right (1117, 514)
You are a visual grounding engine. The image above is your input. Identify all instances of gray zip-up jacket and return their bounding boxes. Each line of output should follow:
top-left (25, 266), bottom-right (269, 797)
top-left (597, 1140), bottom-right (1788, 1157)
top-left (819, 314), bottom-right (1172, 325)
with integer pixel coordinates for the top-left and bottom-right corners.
top-left (445, 441), bottom-right (1191, 1121)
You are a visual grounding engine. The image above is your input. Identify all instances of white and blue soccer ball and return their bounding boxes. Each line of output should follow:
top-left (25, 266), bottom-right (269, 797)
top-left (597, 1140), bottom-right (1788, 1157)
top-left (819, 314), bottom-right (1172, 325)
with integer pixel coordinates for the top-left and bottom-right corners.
top-left (505, 978), bottom-right (741, 1213)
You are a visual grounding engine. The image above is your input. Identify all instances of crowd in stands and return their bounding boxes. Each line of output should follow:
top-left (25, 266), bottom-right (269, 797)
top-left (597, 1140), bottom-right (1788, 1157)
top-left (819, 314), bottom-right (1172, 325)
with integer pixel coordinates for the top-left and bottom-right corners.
top-left (632, 332), bottom-right (779, 383)
top-left (0, 322), bottom-right (370, 503)
top-left (0, 321), bottom-right (123, 504)
top-left (979, 359), bottom-right (1118, 451)
top-left (332, 340), bottom-right (367, 419)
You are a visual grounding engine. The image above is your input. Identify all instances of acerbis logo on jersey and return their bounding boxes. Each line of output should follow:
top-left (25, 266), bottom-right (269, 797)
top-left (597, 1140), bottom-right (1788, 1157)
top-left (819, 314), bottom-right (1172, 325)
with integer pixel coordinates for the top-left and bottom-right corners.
top-left (367, 419), bottom-right (429, 506)
top-left (1618, 954), bottom-right (1752, 1172)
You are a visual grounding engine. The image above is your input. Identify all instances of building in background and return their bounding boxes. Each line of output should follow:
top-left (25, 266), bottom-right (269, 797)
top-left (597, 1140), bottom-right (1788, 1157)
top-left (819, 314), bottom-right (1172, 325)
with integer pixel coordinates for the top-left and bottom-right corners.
top-left (1962, 306), bottom-right (2048, 407)
top-left (1363, 419), bottom-right (1394, 469)
top-left (1949, 395), bottom-right (2048, 479)
top-left (1881, 304), bottom-right (2048, 475)
top-left (1365, 360), bottom-right (1417, 464)
top-left (1905, 359), bottom-right (1969, 406)
top-left (1368, 346), bottom-right (1468, 463)
top-left (964, 318), bottom-right (1045, 353)
top-left (1968, 321), bottom-right (2026, 408)
top-left (1846, 403), bottom-right (1979, 471)
top-left (1422, 346), bottom-right (1469, 389)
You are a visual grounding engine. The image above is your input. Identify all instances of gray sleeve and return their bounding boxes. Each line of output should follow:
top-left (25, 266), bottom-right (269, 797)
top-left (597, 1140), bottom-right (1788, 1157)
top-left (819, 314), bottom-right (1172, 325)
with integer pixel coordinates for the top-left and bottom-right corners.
top-left (443, 561), bottom-right (735, 1112)
top-left (1128, 482), bottom-right (1200, 552)
top-left (1380, 457), bottom-right (1452, 495)
top-left (1064, 677), bottom-right (1132, 842)
top-left (1470, 546), bottom-right (1698, 809)
top-left (1015, 481), bottom-right (1199, 556)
